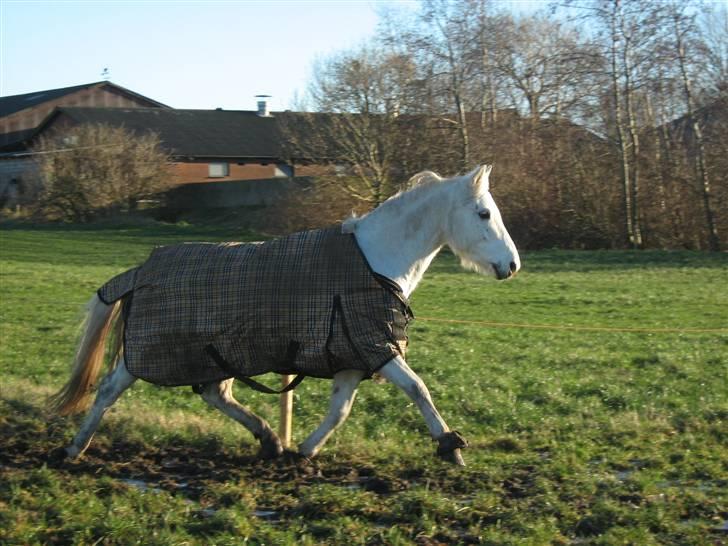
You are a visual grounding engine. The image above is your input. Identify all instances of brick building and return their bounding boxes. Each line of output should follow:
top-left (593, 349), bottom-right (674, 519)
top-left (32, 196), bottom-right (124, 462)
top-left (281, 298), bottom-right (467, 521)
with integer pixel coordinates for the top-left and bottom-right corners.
top-left (29, 106), bottom-right (301, 184)
top-left (0, 82), bottom-right (168, 206)
top-left (0, 81), bottom-right (168, 150)
top-left (0, 82), bottom-right (328, 207)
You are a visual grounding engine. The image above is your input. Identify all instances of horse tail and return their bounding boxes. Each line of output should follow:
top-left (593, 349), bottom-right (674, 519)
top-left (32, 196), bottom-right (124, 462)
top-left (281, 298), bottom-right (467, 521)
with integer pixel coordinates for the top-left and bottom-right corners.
top-left (49, 293), bottom-right (125, 416)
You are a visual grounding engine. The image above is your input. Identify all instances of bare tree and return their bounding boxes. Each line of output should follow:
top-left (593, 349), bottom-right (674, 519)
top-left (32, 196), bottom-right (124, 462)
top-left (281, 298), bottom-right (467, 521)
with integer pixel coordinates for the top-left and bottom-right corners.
top-left (280, 46), bottom-right (424, 205)
top-left (699, 3), bottom-right (728, 100)
top-left (665, 1), bottom-right (720, 250)
top-left (473, 0), bottom-right (500, 126)
top-left (490, 14), bottom-right (600, 119)
top-left (389, 0), bottom-right (481, 170)
top-left (573, 0), bottom-right (665, 247)
top-left (32, 124), bottom-right (171, 222)
top-left (283, 0), bottom-right (725, 249)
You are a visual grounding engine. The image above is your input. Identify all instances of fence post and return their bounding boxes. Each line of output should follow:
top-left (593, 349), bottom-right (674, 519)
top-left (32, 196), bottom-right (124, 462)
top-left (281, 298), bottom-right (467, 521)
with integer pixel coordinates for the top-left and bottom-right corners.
top-left (279, 374), bottom-right (294, 448)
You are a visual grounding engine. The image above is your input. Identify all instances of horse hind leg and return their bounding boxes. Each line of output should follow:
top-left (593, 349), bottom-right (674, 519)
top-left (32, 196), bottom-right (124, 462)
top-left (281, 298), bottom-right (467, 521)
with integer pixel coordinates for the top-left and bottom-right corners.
top-left (298, 369), bottom-right (364, 458)
top-left (198, 379), bottom-right (283, 459)
top-left (52, 357), bottom-right (136, 461)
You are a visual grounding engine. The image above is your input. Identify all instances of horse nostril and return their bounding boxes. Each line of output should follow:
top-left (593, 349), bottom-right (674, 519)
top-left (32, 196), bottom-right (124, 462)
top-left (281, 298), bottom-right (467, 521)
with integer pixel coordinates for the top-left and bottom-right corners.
top-left (509, 261), bottom-right (517, 273)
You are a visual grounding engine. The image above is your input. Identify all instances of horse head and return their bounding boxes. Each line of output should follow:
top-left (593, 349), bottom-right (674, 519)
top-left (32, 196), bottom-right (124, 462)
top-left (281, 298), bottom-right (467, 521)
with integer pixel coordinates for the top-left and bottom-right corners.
top-left (446, 165), bottom-right (520, 280)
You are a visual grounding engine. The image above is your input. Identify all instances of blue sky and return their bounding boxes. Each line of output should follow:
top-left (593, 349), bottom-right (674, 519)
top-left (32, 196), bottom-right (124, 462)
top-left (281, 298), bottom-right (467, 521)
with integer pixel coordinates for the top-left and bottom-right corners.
top-left (1, 0), bottom-right (544, 112)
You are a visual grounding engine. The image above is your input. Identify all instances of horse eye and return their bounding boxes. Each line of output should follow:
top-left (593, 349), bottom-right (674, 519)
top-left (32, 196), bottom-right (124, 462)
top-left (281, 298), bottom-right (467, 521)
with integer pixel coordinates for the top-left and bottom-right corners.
top-left (478, 210), bottom-right (491, 220)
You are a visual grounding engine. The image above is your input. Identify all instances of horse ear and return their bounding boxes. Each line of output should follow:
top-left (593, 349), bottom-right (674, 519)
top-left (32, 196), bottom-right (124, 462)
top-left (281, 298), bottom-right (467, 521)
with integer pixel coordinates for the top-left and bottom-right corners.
top-left (471, 165), bottom-right (492, 191)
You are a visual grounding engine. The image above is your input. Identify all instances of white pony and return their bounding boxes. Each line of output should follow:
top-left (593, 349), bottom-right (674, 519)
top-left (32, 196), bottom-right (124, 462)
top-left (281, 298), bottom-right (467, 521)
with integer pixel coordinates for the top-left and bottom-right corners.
top-left (50, 165), bottom-right (520, 466)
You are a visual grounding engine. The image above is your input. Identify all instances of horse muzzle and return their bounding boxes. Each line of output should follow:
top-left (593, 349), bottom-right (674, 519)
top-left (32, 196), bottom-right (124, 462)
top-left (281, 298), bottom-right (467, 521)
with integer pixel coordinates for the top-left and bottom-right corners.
top-left (492, 261), bottom-right (519, 280)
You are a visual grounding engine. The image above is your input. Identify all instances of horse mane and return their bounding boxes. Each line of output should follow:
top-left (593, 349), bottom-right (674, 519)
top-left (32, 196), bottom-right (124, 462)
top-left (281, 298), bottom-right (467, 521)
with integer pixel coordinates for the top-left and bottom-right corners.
top-left (342, 170), bottom-right (444, 233)
top-left (403, 170), bottom-right (443, 190)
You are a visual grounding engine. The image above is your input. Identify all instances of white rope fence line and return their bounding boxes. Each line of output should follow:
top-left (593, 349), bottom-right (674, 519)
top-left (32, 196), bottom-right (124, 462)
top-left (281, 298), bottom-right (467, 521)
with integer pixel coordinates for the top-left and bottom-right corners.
top-left (7, 297), bottom-right (726, 448)
top-left (415, 316), bottom-right (728, 335)
top-left (7, 298), bottom-right (727, 335)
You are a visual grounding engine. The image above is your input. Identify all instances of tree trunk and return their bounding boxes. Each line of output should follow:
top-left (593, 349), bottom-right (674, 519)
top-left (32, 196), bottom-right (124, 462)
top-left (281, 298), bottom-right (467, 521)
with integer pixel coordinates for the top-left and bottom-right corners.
top-left (658, 104), bottom-right (684, 244)
top-left (674, 16), bottom-right (720, 250)
top-left (481, 39), bottom-right (490, 130)
top-left (610, 8), bottom-right (637, 248)
top-left (620, 16), bottom-right (643, 248)
top-left (454, 91), bottom-right (470, 170)
top-left (645, 95), bottom-right (668, 215)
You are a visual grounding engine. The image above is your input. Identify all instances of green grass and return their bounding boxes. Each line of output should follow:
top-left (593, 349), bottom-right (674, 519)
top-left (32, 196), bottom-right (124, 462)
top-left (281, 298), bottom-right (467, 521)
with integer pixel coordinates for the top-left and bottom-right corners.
top-left (1, 223), bottom-right (727, 545)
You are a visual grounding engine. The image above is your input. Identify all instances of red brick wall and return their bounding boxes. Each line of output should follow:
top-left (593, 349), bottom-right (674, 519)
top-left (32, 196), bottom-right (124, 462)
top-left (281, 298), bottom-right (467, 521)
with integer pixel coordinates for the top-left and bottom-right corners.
top-left (169, 162), bottom-right (337, 184)
top-left (168, 162), bottom-right (338, 185)
top-left (169, 162), bottom-right (279, 184)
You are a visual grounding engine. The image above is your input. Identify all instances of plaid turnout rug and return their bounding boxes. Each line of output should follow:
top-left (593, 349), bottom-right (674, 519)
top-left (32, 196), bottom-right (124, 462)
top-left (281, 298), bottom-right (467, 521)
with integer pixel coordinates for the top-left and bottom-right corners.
top-left (98, 226), bottom-right (412, 386)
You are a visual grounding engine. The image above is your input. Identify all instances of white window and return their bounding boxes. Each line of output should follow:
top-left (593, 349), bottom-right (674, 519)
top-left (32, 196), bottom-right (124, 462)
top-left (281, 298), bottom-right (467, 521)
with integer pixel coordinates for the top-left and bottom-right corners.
top-left (274, 164), bottom-right (294, 178)
top-left (208, 162), bottom-right (229, 178)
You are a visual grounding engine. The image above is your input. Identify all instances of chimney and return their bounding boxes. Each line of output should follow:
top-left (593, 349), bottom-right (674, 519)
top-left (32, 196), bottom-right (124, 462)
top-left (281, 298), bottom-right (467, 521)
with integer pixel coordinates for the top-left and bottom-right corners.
top-left (256, 95), bottom-right (271, 117)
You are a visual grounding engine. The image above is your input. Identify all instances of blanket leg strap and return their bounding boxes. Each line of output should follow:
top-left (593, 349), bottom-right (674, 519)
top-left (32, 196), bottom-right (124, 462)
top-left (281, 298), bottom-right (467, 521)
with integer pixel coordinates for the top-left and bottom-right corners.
top-left (238, 374), bottom-right (306, 395)
top-left (204, 344), bottom-right (306, 394)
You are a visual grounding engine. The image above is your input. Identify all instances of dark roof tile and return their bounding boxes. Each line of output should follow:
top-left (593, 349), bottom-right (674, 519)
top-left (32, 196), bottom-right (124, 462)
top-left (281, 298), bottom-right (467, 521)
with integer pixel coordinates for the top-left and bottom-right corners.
top-left (44, 107), bottom-right (285, 159)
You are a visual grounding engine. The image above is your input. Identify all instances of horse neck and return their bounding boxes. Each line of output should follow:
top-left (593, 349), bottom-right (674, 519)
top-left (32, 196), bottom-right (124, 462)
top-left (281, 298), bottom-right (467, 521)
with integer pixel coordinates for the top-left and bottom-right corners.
top-left (354, 181), bottom-right (457, 298)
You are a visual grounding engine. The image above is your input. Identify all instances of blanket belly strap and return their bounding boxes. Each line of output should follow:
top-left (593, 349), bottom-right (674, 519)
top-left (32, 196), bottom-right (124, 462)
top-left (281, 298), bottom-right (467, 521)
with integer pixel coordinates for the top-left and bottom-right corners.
top-left (204, 343), bottom-right (306, 394)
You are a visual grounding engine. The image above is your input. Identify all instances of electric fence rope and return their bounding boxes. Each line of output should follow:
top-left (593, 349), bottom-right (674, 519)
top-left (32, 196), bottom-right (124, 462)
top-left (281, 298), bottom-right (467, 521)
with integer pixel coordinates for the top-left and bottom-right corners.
top-left (4, 298), bottom-right (726, 334)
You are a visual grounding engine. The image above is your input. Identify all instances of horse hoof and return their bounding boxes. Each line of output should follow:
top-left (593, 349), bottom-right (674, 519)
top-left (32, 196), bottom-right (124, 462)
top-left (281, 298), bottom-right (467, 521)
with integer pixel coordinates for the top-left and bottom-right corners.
top-left (47, 446), bottom-right (70, 465)
top-left (439, 448), bottom-right (466, 466)
top-left (258, 438), bottom-right (284, 460)
top-left (283, 449), bottom-right (312, 464)
top-left (437, 430), bottom-right (468, 466)
top-left (436, 431), bottom-right (468, 466)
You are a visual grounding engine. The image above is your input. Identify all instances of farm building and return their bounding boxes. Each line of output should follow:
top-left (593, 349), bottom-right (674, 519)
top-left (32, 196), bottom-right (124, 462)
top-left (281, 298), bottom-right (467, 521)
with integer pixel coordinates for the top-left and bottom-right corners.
top-left (0, 81), bottom-right (168, 151)
top-left (0, 82), bottom-right (329, 208)
top-left (26, 106), bottom-right (301, 183)
top-left (0, 81), bottom-right (169, 206)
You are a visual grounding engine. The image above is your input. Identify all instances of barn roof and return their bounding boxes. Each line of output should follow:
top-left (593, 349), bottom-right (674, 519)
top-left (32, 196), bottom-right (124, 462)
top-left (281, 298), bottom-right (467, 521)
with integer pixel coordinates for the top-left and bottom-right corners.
top-left (665, 97), bottom-right (727, 140)
top-left (0, 81), bottom-right (168, 118)
top-left (34, 106), bottom-right (287, 160)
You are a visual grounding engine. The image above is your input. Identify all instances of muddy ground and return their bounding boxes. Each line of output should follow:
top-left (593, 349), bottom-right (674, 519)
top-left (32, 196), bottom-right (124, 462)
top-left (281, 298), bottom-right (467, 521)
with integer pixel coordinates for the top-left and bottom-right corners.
top-left (0, 396), bottom-right (472, 504)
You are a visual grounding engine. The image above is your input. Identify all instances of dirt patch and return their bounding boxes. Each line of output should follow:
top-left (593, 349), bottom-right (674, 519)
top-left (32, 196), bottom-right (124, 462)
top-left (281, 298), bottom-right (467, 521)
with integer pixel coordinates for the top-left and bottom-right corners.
top-left (0, 398), bottom-right (415, 500)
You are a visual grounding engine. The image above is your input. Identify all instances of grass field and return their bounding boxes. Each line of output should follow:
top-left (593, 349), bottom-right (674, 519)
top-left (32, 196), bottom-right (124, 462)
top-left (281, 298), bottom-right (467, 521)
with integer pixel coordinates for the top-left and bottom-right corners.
top-left (1, 222), bottom-right (727, 545)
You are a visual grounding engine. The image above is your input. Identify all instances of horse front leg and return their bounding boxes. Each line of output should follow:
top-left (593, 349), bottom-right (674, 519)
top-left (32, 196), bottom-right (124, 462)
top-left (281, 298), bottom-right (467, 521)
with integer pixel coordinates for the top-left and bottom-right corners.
top-left (298, 369), bottom-right (365, 458)
top-left (378, 356), bottom-right (467, 466)
top-left (198, 379), bottom-right (283, 459)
